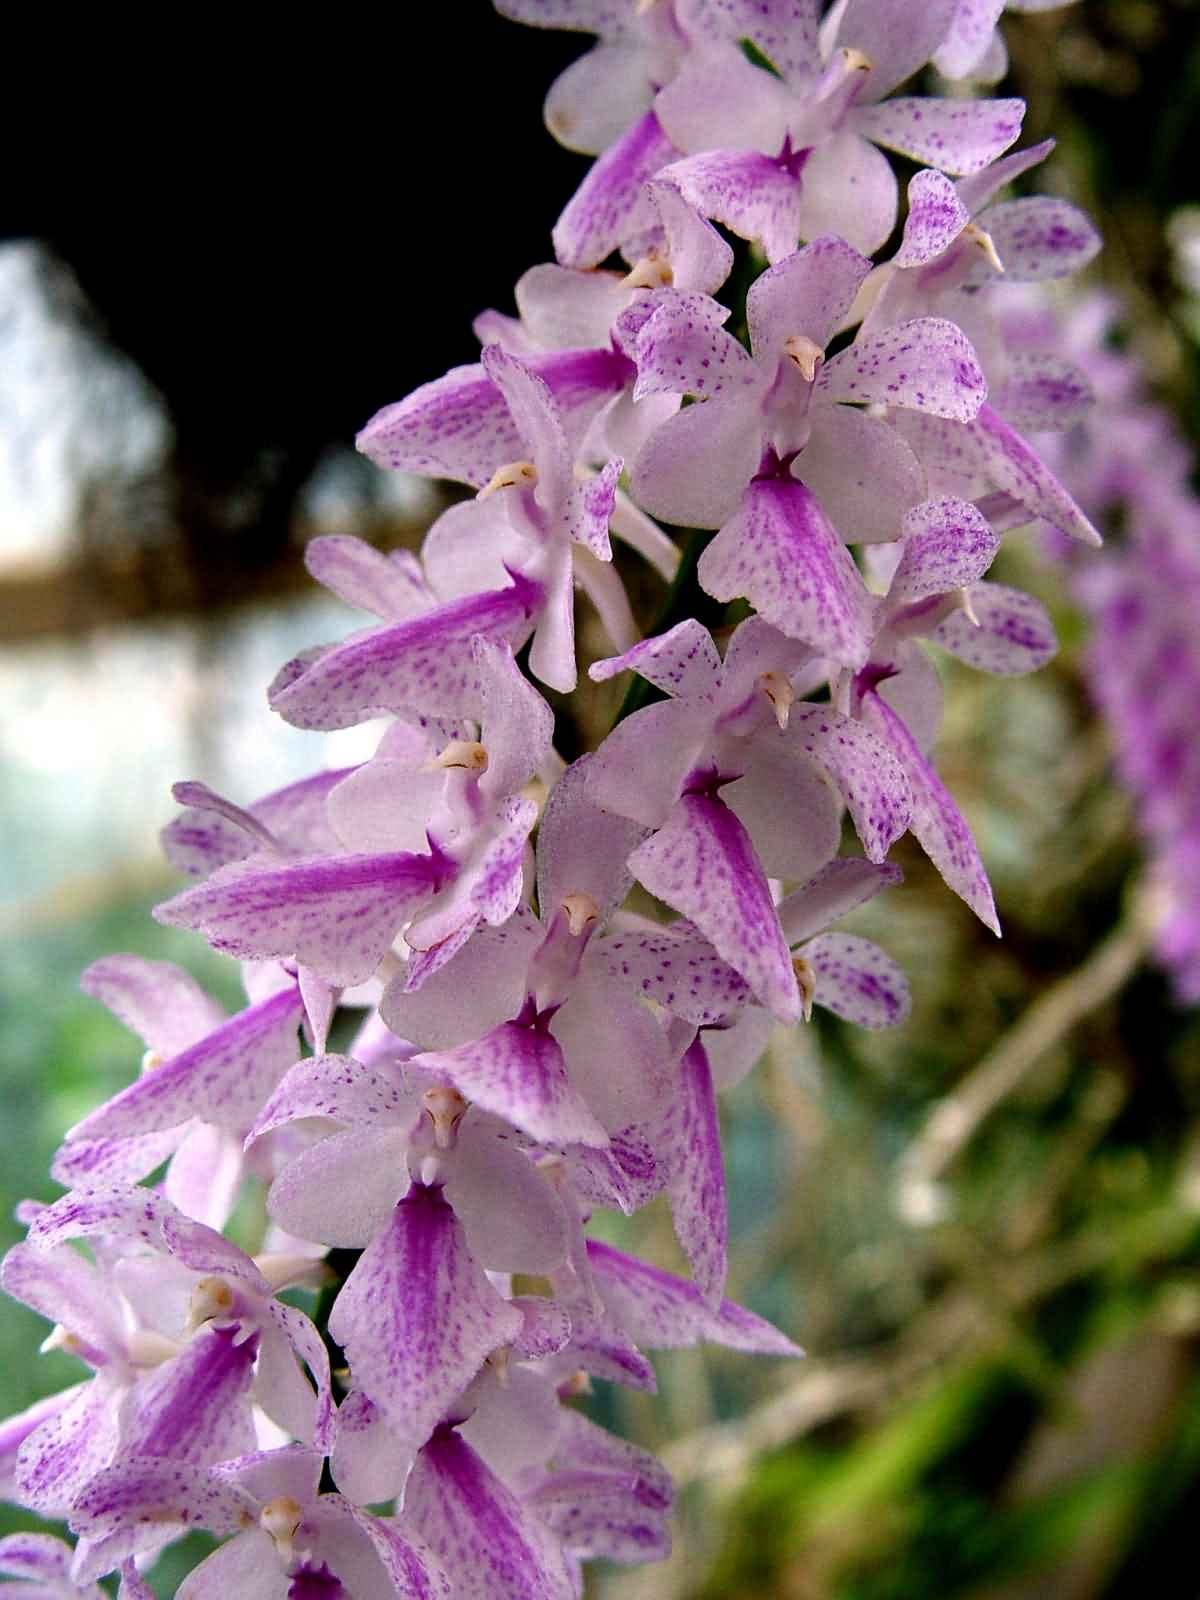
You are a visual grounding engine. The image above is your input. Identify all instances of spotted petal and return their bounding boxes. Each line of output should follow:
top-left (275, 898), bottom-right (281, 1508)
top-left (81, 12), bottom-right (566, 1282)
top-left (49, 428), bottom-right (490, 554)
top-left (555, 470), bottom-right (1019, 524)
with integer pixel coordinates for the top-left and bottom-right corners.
top-left (931, 581), bottom-right (1058, 674)
top-left (155, 852), bottom-right (444, 987)
top-left (819, 317), bottom-right (986, 422)
top-left (630, 795), bottom-right (800, 1022)
top-left (327, 1186), bottom-right (523, 1450)
top-left (268, 574), bottom-right (544, 729)
top-left (588, 1241), bottom-right (803, 1356)
top-left (415, 1021), bottom-right (610, 1149)
top-left (805, 932), bottom-right (911, 1027)
top-left (405, 1427), bottom-right (577, 1600)
top-left (853, 96), bottom-right (1025, 176)
top-left (698, 477), bottom-right (875, 665)
top-left (67, 984), bottom-right (304, 1141)
top-left (861, 691), bottom-right (999, 932)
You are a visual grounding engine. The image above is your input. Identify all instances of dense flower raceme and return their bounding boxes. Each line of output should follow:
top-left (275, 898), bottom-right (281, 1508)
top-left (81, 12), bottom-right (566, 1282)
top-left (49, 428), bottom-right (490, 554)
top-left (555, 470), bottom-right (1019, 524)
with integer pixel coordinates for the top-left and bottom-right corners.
top-left (1006, 292), bottom-right (1200, 1003)
top-left (2, 2), bottom-right (1105, 1592)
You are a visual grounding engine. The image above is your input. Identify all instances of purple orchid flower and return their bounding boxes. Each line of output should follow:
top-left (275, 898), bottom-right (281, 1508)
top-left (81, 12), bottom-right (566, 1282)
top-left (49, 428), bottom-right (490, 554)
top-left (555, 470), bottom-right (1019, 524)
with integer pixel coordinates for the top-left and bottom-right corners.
top-left (587, 615), bottom-right (912, 1019)
top-left (157, 638), bottom-right (551, 988)
top-left (5, 1185), bottom-right (334, 1523)
top-left (848, 152), bottom-right (1103, 547)
top-left (68, 1445), bottom-right (448, 1595)
top-left (52, 957), bottom-right (306, 1229)
top-left (654, 0), bottom-right (1025, 259)
top-left (628, 236), bottom-right (986, 541)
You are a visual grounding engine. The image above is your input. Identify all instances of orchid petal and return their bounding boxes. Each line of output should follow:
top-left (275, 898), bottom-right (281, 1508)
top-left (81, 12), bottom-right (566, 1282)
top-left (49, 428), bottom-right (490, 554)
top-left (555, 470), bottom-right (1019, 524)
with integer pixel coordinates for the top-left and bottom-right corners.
top-left (330, 1389), bottom-right (417, 1507)
top-left (545, 41), bottom-right (655, 155)
top-left (630, 795), bottom-right (800, 1022)
top-left (1, 1243), bottom-right (127, 1367)
top-left (120, 1324), bottom-right (258, 1464)
top-left (162, 769), bottom-right (349, 880)
top-left (80, 956), bottom-right (225, 1059)
top-left (931, 581), bottom-right (1058, 674)
top-left (787, 705), bottom-right (912, 862)
top-left (268, 576), bottom-right (544, 728)
top-left (894, 170), bottom-right (970, 267)
top-left (554, 110), bottom-right (678, 269)
top-left (861, 691), bottom-right (999, 932)
top-left (975, 196), bottom-right (1101, 281)
top-left (648, 178), bottom-right (735, 294)
top-left (631, 389), bottom-right (764, 528)
top-left (155, 852), bottom-right (443, 988)
top-left (662, 1038), bottom-right (726, 1304)
top-left (798, 403), bottom-right (925, 543)
top-left (15, 1373), bottom-right (123, 1515)
top-left (67, 984), bottom-right (304, 1141)
top-left (266, 1127), bottom-right (411, 1247)
top-left (722, 737), bottom-right (844, 881)
top-left (532, 1409), bottom-right (673, 1564)
top-left (664, 149), bottom-right (803, 265)
top-left (448, 1119), bottom-right (570, 1275)
top-left (164, 1123), bottom-right (245, 1230)
top-left (260, 1301), bottom-right (334, 1451)
top-left (550, 976), bottom-right (677, 1130)
top-left (588, 1241), bottom-right (803, 1355)
top-left (699, 477), bottom-right (875, 664)
top-left (382, 911), bottom-right (541, 1050)
top-left (631, 294), bottom-right (747, 406)
top-left (889, 495), bottom-right (1000, 603)
top-left (996, 354), bottom-right (1093, 433)
top-left (585, 698), bottom-right (712, 827)
top-left (357, 349), bottom-right (627, 483)
top-left (590, 618), bottom-right (723, 699)
top-left (778, 858), bottom-right (904, 945)
top-left (953, 136), bottom-right (1054, 215)
top-left (405, 1427), bottom-right (577, 1600)
top-left (834, 0), bottom-right (959, 100)
top-left (415, 1021), bottom-right (610, 1149)
top-left (805, 931), bottom-right (911, 1027)
top-left (820, 317), bottom-right (987, 421)
top-left (477, 637), bottom-right (556, 802)
top-left (592, 927), bottom-right (750, 1026)
top-left (792, 132), bottom-right (899, 257)
top-left (747, 236), bottom-right (872, 361)
top-left (327, 1186), bottom-right (524, 1448)
top-left (853, 96), bottom-right (1025, 176)
top-left (305, 536), bottom-right (435, 623)
top-left (970, 404), bottom-right (1101, 545)
top-left (537, 754), bottom-right (647, 922)
top-left (933, 0), bottom-right (1005, 78)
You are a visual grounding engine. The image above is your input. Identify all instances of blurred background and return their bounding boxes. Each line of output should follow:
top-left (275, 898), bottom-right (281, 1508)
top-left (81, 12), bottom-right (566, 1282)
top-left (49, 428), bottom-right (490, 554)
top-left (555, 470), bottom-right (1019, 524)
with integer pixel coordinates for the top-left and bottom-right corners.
top-left (2, 3), bottom-right (1199, 1595)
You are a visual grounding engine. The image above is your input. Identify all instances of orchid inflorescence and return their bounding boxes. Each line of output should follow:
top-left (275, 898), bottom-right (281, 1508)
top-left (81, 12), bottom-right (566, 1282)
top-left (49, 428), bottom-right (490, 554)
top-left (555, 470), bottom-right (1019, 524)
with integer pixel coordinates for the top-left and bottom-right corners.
top-left (0, 2), bottom-right (1102, 1594)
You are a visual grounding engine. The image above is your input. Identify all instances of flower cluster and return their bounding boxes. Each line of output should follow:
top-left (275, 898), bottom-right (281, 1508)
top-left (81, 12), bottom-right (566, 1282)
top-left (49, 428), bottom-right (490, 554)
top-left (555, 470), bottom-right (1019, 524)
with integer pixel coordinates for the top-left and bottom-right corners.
top-left (1012, 292), bottom-right (1200, 1002)
top-left (1, 2), bottom-right (1099, 1594)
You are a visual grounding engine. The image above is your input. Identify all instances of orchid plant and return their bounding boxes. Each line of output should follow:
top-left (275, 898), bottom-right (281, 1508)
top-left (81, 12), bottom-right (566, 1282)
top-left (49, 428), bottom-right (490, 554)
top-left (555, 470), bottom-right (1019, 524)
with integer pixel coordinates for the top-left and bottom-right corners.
top-left (0, 2), bottom-right (1103, 1594)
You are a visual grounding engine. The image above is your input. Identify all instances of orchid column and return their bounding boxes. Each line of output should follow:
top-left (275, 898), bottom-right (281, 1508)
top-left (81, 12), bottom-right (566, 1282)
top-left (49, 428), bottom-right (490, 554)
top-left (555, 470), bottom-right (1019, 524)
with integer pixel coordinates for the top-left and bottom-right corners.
top-left (0, 2), bottom-right (1101, 1595)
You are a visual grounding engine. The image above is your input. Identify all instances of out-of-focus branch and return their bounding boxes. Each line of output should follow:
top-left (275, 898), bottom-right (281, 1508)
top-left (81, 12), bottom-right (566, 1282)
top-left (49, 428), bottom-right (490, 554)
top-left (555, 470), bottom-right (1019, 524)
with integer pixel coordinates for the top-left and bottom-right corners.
top-left (0, 512), bottom-right (433, 646)
top-left (895, 885), bottom-right (1159, 1220)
